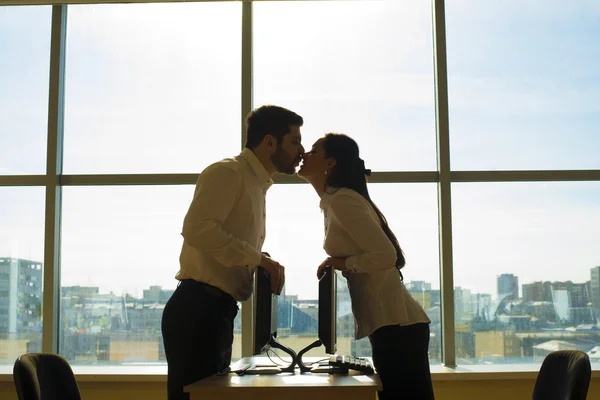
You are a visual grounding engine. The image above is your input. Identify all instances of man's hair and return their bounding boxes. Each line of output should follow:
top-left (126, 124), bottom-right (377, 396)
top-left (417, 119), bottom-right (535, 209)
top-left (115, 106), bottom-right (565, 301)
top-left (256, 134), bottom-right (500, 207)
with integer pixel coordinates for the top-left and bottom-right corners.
top-left (244, 105), bottom-right (303, 149)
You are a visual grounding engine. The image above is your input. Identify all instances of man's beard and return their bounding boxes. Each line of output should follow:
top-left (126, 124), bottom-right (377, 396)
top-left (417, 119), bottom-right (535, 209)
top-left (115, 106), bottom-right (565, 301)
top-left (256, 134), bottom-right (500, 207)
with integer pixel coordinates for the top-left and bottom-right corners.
top-left (271, 147), bottom-right (298, 175)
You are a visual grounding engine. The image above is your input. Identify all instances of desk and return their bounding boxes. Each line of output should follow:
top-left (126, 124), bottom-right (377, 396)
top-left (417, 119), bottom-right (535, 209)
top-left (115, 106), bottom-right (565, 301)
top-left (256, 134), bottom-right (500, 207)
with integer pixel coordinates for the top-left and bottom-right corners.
top-left (185, 357), bottom-right (381, 400)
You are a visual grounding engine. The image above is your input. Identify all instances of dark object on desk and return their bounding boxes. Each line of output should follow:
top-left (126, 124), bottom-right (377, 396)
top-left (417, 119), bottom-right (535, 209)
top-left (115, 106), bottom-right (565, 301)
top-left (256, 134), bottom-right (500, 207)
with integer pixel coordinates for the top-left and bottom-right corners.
top-left (253, 266), bottom-right (279, 354)
top-left (230, 361), bottom-right (253, 375)
top-left (297, 266), bottom-right (338, 372)
top-left (532, 350), bottom-right (591, 400)
top-left (328, 354), bottom-right (375, 375)
top-left (13, 353), bottom-right (82, 400)
top-left (230, 359), bottom-right (283, 376)
top-left (253, 266), bottom-right (297, 373)
top-left (245, 365), bottom-right (282, 375)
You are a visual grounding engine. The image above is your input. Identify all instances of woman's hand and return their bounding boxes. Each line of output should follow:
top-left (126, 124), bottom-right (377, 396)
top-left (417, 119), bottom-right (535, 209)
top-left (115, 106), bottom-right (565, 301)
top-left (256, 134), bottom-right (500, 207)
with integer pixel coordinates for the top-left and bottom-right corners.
top-left (317, 256), bottom-right (348, 279)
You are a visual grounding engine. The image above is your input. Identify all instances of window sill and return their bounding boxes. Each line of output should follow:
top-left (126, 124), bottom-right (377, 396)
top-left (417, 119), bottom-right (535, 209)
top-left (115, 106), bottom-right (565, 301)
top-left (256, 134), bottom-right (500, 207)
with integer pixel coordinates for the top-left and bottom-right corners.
top-left (2, 364), bottom-right (600, 383)
top-left (429, 364), bottom-right (600, 381)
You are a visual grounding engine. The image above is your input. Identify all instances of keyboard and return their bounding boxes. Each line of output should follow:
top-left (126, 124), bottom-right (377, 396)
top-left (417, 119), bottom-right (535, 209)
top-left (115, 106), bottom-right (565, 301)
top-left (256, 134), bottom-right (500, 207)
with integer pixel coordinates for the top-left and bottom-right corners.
top-left (328, 354), bottom-right (375, 374)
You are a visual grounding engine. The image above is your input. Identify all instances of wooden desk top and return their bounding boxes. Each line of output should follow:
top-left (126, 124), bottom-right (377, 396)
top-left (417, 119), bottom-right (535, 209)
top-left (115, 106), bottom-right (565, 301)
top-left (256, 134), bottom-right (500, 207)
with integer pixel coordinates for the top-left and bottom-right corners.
top-left (186, 357), bottom-right (381, 391)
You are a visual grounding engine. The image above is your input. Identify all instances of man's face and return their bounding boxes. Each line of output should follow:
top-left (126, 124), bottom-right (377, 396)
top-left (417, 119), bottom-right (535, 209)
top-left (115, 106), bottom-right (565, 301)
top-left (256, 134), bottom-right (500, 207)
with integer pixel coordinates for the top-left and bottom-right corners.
top-left (270, 125), bottom-right (304, 174)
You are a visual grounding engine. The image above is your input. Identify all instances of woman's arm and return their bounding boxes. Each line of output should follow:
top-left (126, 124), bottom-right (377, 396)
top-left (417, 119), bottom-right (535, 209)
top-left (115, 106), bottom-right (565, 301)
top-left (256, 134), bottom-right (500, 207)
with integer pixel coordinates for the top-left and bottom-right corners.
top-left (328, 192), bottom-right (397, 273)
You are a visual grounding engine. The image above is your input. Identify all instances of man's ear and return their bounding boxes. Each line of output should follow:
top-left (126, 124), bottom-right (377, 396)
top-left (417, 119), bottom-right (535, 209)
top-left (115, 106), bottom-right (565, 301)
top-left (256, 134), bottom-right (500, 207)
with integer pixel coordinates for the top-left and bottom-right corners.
top-left (263, 134), bottom-right (277, 152)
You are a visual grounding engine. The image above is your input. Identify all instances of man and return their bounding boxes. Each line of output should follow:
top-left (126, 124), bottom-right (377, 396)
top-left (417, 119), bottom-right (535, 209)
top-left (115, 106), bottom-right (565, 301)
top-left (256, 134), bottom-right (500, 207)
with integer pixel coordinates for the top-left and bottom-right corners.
top-left (161, 105), bottom-right (304, 400)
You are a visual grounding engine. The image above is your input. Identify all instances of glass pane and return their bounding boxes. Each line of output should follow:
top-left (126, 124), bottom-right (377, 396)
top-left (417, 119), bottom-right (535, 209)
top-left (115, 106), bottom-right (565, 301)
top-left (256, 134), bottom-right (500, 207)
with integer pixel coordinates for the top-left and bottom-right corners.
top-left (254, 1), bottom-right (436, 172)
top-left (60, 186), bottom-right (242, 364)
top-left (363, 183), bottom-right (441, 362)
top-left (63, 2), bottom-right (241, 174)
top-left (446, 1), bottom-right (600, 170)
top-left (452, 182), bottom-right (600, 366)
top-left (0, 6), bottom-right (51, 175)
top-left (264, 185), bottom-right (321, 358)
top-left (0, 187), bottom-right (45, 365)
top-left (265, 183), bottom-right (440, 364)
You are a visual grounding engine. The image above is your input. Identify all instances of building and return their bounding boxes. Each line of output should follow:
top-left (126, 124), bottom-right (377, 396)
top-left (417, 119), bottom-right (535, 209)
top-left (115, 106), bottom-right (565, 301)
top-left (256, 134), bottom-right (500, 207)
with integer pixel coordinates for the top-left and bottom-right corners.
top-left (474, 331), bottom-right (522, 361)
top-left (497, 274), bottom-right (519, 300)
top-left (0, 257), bottom-right (43, 334)
top-left (522, 281), bottom-right (553, 303)
top-left (455, 287), bottom-right (477, 324)
top-left (591, 266), bottom-right (600, 310)
top-left (405, 281), bottom-right (432, 292)
top-left (522, 280), bottom-right (595, 325)
top-left (142, 285), bottom-right (174, 304)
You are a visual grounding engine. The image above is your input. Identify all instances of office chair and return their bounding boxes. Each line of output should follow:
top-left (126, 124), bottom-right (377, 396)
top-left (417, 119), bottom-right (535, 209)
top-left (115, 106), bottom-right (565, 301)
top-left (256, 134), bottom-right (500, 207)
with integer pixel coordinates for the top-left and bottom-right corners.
top-left (532, 350), bottom-right (591, 400)
top-left (13, 353), bottom-right (82, 400)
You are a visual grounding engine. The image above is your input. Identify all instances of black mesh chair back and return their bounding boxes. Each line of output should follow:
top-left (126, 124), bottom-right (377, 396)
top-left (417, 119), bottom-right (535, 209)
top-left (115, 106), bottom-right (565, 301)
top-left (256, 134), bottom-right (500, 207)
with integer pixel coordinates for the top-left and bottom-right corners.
top-left (532, 350), bottom-right (591, 400)
top-left (13, 353), bottom-right (82, 400)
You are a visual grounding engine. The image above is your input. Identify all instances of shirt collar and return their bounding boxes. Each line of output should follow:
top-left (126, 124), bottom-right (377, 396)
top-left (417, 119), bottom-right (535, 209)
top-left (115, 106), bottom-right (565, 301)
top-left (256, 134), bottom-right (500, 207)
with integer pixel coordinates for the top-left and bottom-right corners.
top-left (240, 148), bottom-right (274, 190)
top-left (319, 186), bottom-right (340, 209)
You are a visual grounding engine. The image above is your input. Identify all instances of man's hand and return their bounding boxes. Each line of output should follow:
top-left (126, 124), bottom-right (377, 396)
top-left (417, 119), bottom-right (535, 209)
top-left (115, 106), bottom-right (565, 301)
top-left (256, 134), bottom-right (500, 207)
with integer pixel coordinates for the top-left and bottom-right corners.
top-left (260, 253), bottom-right (286, 295)
top-left (317, 256), bottom-right (348, 279)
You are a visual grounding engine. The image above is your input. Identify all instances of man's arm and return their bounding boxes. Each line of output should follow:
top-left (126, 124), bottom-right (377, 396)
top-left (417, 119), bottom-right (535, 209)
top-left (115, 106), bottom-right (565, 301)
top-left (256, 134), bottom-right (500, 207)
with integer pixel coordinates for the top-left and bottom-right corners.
top-left (181, 165), bottom-right (262, 268)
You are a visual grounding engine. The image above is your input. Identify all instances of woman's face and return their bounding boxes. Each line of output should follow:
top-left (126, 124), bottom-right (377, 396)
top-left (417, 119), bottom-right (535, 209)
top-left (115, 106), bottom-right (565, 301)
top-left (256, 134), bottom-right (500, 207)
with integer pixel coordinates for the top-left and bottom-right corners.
top-left (297, 137), bottom-right (333, 181)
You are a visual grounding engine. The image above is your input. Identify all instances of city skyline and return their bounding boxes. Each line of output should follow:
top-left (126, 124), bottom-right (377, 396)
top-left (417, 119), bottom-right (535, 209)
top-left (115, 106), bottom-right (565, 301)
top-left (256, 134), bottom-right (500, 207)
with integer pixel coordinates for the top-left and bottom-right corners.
top-left (3, 255), bottom-right (600, 365)
top-left (4, 255), bottom-right (599, 304)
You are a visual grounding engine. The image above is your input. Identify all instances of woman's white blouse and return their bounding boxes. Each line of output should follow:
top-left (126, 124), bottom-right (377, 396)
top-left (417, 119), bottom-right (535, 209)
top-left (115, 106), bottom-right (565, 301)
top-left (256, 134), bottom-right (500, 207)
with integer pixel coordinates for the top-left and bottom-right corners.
top-left (320, 187), bottom-right (431, 339)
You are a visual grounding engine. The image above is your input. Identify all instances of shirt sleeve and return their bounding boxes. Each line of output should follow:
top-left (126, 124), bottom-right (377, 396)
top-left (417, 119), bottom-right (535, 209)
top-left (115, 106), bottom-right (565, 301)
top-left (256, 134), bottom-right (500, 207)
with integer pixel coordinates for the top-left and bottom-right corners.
top-left (328, 192), bottom-right (397, 273)
top-left (181, 164), bottom-right (262, 268)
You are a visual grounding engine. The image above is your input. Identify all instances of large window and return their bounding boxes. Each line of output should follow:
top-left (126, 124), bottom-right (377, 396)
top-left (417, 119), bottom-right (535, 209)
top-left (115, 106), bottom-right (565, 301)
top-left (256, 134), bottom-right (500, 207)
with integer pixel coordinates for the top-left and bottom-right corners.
top-left (63, 2), bottom-right (241, 174)
top-left (2, 0), bottom-right (599, 374)
top-left (452, 182), bottom-right (600, 364)
top-left (0, 188), bottom-right (45, 365)
top-left (446, 0), bottom-right (600, 367)
top-left (254, 0), bottom-right (436, 172)
top-left (0, 6), bottom-right (51, 175)
top-left (255, 0), bottom-right (439, 361)
top-left (56, 1), bottom-right (243, 365)
top-left (264, 184), bottom-right (441, 362)
top-left (60, 186), bottom-right (242, 363)
top-left (446, 1), bottom-right (600, 170)
top-left (0, 5), bottom-right (50, 366)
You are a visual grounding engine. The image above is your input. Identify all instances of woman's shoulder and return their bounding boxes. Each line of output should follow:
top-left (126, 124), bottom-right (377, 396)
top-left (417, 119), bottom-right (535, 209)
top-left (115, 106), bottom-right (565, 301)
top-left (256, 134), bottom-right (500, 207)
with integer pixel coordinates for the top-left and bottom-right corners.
top-left (322, 187), bottom-right (369, 210)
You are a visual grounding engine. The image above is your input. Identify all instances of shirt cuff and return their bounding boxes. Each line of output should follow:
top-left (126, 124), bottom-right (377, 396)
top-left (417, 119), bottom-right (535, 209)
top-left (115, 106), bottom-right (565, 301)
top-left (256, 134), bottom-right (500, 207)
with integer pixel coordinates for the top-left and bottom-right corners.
top-left (345, 256), bottom-right (361, 273)
top-left (245, 247), bottom-right (263, 268)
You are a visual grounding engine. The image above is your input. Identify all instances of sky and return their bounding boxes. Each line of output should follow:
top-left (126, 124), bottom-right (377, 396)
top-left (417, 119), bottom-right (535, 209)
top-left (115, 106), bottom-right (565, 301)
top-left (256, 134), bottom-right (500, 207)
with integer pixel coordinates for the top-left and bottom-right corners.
top-left (1, 1), bottom-right (599, 302)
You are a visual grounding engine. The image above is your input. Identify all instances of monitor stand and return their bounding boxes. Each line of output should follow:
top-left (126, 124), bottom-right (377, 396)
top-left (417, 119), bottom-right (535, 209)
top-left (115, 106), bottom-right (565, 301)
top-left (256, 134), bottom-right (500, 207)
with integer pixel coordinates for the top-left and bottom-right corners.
top-left (266, 334), bottom-right (298, 373)
top-left (297, 339), bottom-right (339, 374)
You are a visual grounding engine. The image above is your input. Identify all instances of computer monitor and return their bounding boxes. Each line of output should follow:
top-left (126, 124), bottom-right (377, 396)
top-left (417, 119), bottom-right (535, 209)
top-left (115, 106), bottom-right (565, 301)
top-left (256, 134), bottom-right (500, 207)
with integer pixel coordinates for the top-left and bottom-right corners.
top-left (297, 266), bottom-right (338, 373)
top-left (318, 266), bottom-right (337, 354)
top-left (252, 266), bottom-right (279, 355)
top-left (251, 265), bottom-right (297, 372)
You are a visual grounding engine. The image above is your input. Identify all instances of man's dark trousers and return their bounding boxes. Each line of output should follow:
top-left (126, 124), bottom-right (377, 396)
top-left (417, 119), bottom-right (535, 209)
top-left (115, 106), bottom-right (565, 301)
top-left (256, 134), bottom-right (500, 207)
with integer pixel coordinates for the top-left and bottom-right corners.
top-left (162, 279), bottom-right (238, 400)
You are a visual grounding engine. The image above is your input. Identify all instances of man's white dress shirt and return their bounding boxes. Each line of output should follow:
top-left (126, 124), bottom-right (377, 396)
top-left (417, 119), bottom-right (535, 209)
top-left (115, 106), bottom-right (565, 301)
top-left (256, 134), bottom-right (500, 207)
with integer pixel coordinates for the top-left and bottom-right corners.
top-left (176, 148), bottom-right (273, 301)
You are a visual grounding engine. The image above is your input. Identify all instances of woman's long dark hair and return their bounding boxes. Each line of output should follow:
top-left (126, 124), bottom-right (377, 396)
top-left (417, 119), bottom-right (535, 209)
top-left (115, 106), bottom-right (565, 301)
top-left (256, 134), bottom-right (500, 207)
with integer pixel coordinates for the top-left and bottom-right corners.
top-left (322, 133), bottom-right (406, 277)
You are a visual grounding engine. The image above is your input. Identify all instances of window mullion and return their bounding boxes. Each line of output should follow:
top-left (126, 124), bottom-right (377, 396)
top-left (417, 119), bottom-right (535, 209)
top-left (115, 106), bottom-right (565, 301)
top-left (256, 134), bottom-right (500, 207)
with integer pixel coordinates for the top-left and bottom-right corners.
top-left (240, 0), bottom-right (254, 358)
top-left (432, 0), bottom-right (456, 368)
top-left (42, 4), bottom-right (67, 354)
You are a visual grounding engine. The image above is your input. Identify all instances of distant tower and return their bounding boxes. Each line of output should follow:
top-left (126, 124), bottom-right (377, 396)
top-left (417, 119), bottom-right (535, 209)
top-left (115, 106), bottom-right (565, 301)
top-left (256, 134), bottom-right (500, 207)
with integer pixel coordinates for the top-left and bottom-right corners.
top-left (0, 258), bottom-right (43, 333)
top-left (590, 266), bottom-right (600, 309)
top-left (497, 273), bottom-right (519, 300)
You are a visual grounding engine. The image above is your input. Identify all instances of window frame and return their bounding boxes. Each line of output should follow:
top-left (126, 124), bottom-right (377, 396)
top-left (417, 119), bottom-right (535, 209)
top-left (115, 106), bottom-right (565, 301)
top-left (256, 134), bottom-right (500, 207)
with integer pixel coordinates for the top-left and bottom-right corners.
top-left (0, 0), bottom-right (599, 373)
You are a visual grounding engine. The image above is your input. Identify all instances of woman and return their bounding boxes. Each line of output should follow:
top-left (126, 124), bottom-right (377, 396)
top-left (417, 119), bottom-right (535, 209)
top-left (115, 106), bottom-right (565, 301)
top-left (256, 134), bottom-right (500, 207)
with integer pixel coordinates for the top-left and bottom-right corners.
top-left (298, 133), bottom-right (434, 400)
